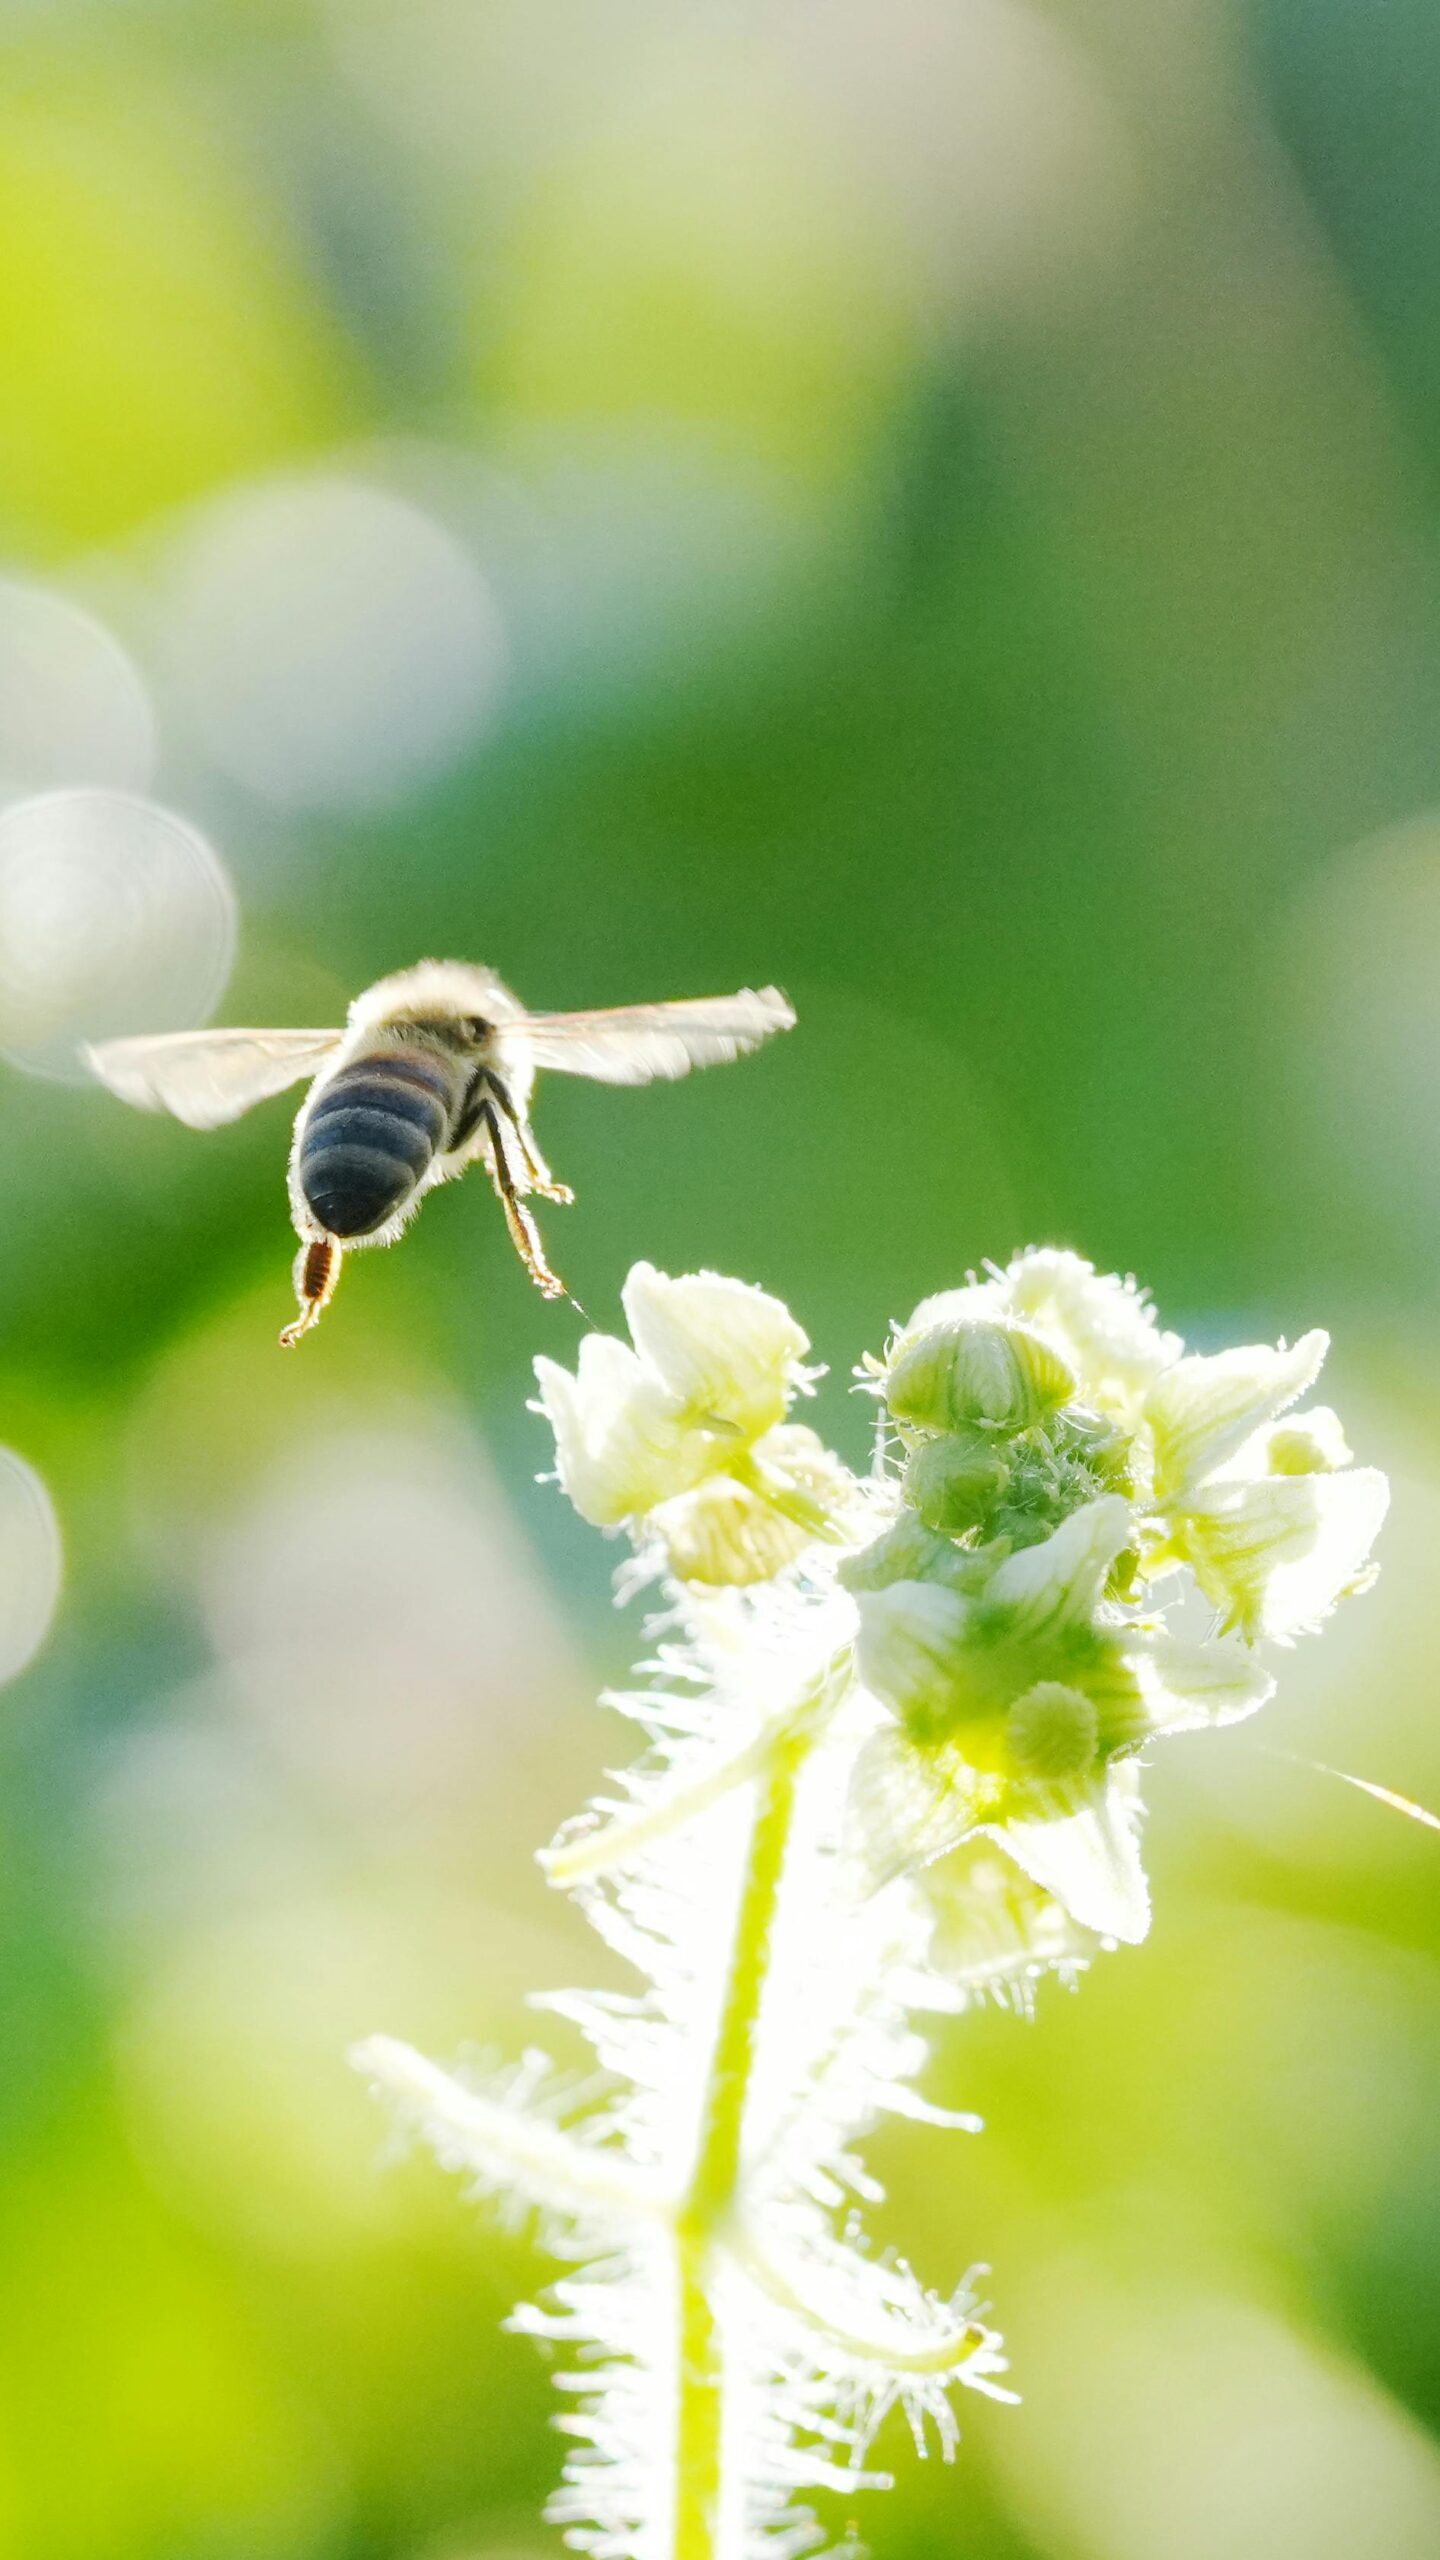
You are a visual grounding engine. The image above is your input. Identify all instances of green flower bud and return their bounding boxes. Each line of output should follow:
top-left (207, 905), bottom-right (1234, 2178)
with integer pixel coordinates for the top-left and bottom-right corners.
top-left (1005, 1681), bottom-right (1099, 1781)
top-left (903, 1431), bottom-right (1009, 1534)
top-left (886, 1320), bottom-right (1076, 1438)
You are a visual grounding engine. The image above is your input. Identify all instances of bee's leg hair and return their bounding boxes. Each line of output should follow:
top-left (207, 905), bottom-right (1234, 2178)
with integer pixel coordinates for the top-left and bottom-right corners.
top-left (509, 1112), bottom-right (573, 1204)
top-left (280, 1236), bottom-right (342, 1346)
top-left (486, 1075), bottom-right (573, 1204)
top-left (480, 1103), bottom-right (567, 1298)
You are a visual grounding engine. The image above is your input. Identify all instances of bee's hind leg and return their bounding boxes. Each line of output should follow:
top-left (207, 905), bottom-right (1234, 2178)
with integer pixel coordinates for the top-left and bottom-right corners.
top-left (481, 1103), bottom-right (567, 1298)
top-left (280, 1236), bottom-right (343, 1346)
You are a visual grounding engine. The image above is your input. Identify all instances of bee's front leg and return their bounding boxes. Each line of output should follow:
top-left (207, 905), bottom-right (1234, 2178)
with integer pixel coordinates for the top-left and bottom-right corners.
top-left (480, 1104), bottom-right (567, 1298)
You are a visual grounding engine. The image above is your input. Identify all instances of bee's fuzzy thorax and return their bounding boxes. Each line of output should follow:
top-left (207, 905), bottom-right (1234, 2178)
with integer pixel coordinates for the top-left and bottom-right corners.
top-left (347, 958), bottom-right (524, 1032)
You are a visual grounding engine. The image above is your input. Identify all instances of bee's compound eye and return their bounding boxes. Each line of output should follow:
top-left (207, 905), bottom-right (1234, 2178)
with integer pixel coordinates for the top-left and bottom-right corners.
top-left (466, 1015), bottom-right (492, 1043)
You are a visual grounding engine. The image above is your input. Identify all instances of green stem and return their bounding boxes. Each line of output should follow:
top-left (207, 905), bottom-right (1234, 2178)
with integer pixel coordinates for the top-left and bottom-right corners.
top-left (670, 1730), bottom-right (807, 2560)
top-left (544, 1710), bottom-right (810, 1890)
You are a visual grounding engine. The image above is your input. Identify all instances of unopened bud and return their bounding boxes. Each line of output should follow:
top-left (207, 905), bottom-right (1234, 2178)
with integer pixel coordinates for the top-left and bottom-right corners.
top-left (903, 1431), bottom-right (1009, 1534)
top-left (886, 1320), bottom-right (1075, 1438)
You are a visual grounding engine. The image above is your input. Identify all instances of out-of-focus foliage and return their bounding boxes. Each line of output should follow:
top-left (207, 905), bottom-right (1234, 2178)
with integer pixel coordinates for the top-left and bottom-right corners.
top-left (0, 3), bottom-right (1437, 2556)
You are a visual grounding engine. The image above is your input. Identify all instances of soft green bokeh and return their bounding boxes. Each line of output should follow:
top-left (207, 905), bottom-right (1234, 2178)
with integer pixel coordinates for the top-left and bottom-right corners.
top-left (0, 3), bottom-right (1437, 2554)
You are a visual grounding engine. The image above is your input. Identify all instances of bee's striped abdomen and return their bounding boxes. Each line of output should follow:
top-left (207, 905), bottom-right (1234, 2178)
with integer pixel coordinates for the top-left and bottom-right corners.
top-left (298, 1049), bottom-right (459, 1239)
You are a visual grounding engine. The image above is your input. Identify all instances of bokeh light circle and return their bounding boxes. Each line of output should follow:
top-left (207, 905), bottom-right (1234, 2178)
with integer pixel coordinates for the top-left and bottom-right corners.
top-left (0, 577), bottom-right (157, 802)
top-left (0, 1449), bottom-right (62, 1687)
top-left (160, 475), bottom-right (509, 812)
top-left (0, 788), bottom-right (236, 1080)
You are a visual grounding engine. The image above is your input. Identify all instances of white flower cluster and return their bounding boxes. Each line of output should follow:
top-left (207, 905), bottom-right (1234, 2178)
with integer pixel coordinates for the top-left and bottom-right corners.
top-left (355, 1250), bottom-right (1387, 2560)
top-left (534, 1262), bottom-right (855, 1586)
top-left (849, 1250), bottom-right (1388, 1943)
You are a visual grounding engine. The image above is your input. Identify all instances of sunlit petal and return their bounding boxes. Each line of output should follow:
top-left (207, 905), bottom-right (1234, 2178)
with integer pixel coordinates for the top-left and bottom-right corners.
top-left (1179, 1465), bottom-right (1389, 1641)
top-left (1145, 1330), bottom-right (1328, 1502)
top-left (983, 1494), bottom-right (1132, 1640)
top-left (990, 1766), bottom-right (1150, 1944)
top-left (622, 1261), bottom-right (810, 1437)
top-left (1128, 1629), bottom-right (1276, 1732)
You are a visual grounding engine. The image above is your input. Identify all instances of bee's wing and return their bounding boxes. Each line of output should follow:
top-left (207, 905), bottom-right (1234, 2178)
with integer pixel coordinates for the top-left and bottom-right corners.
top-left (505, 986), bottom-right (795, 1086)
top-left (84, 1027), bottom-right (344, 1129)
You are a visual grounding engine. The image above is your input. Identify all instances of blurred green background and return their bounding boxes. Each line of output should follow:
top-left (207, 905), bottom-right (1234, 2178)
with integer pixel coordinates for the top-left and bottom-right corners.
top-left (0, 2), bottom-right (1438, 2555)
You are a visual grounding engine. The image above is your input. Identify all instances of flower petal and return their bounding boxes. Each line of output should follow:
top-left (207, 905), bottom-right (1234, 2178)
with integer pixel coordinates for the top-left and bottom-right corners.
top-left (534, 1336), bottom-right (706, 1524)
top-left (855, 1580), bottom-right (974, 1729)
top-left (900, 1276), bottom-right (1008, 1345)
top-left (988, 1766), bottom-right (1150, 1943)
top-left (650, 1477), bottom-right (813, 1586)
top-left (983, 1494), bottom-right (1133, 1640)
top-left (1000, 1249), bottom-right (1184, 1416)
top-left (924, 1842), bottom-right (1100, 2004)
top-left (1129, 1629), bottom-right (1276, 1732)
top-left (622, 1263), bottom-right (810, 1437)
top-left (847, 1726), bottom-right (987, 1884)
top-left (1145, 1330), bottom-right (1328, 1502)
top-left (1251, 1405), bottom-right (1353, 1477)
top-left (1178, 1464), bottom-right (1389, 1641)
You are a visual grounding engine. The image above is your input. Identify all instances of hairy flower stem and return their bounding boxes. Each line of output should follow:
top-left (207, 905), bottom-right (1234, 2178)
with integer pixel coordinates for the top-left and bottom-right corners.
top-left (356, 1259), bottom-right (1387, 2560)
top-left (673, 1731), bottom-right (807, 2560)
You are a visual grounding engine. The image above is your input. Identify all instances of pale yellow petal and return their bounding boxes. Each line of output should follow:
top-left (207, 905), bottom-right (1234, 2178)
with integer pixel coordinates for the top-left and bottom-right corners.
top-left (983, 1495), bottom-right (1133, 1640)
top-left (1178, 1465), bottom-right (1389, 1640)
top-left (1145, 1329), bottom-right (1328, 1502)
top-left (988, 1765), bottom-right (1150, 1943)
top-left (622, 1262), bottom-right (809, 1437)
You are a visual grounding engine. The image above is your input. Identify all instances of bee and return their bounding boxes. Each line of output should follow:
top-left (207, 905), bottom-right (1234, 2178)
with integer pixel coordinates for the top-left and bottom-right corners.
top-left (86, 960), bottom-right (794, 1344)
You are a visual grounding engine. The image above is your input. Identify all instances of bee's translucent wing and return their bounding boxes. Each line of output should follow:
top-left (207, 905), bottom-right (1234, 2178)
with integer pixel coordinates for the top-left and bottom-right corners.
top-left (84, 1027), bottom-right (343, 1129)
top-left (507, 986), bottom-right (795, 1086)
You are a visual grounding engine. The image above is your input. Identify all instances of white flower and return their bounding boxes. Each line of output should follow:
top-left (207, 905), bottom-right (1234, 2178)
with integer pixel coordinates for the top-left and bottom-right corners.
top-left (534, 1263), bottom-right (816, 1533)
top-left (847, 1714), bottom-right (1154, 1941)
top-left (534, 1330), bottom-right (710, 1523)
top-left (1141, 1332), bottom-right (1389, 1639)
top-left (848, 1486), bottom-right (1283, 1939)
top-left (361, 1248), bottom-right (1392, 2560)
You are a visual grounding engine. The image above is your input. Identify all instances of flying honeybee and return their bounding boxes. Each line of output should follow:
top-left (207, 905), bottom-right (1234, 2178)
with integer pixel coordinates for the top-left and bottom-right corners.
top-left (86, 960), bottom-right (794, 1344)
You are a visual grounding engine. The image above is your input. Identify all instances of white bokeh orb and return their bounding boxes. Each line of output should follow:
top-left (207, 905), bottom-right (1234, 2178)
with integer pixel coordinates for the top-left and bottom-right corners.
top-left (0, 788), bottom-right (236, 1080)
top-left (0, 577), bottom-right (157, 804)
top-left (159, 475), bottom-right (509, 812)
top-left (0, 1449), bottom-right (61, 1688)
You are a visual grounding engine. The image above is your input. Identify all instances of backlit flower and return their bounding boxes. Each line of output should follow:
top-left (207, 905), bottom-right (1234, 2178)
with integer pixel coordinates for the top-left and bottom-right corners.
top-left (847, 1264), bottom-right (1384, 1939)
top-left (534, 1263), bottom-right (849, 1583)
top-left (1140, 1332), bottom-right (1389, 1639)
